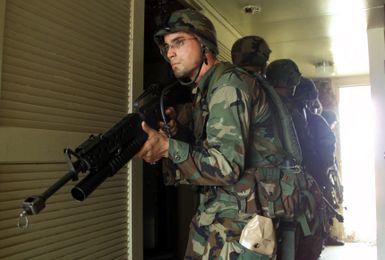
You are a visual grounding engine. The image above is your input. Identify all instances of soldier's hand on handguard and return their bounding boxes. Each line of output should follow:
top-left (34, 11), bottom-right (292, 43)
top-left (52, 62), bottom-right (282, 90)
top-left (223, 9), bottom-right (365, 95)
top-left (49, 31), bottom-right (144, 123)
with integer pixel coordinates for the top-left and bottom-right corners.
top-left (159, 107), bottom-right (178, 137)
top-left (136, 121), bottom-right (169, 164)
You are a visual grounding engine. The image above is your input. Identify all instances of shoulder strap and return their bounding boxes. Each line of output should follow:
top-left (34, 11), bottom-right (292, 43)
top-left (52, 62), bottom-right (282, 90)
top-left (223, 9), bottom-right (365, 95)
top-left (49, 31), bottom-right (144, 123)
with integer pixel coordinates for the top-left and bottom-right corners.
top-left (207, 62), bottom-right (236, 90)
top-left (194, 62), bottom-right (237, 144)
top-left (206, 64), bottom-right (303, 164)
top-left (254, 74), bottom-right (303, 164)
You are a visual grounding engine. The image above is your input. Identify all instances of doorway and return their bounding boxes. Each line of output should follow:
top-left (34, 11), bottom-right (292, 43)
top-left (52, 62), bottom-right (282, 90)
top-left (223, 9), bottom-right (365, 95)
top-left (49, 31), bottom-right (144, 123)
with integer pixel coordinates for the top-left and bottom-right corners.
top-left (143, 1), bottom-right (195, 259)
top-left (338, 85), bottom-right (376, 244)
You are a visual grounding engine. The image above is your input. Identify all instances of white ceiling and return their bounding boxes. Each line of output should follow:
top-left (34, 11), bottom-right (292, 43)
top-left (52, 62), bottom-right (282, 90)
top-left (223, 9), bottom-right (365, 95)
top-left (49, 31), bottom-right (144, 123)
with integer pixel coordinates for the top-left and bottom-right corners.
top-left (187, 0), bottom-right (385, 78)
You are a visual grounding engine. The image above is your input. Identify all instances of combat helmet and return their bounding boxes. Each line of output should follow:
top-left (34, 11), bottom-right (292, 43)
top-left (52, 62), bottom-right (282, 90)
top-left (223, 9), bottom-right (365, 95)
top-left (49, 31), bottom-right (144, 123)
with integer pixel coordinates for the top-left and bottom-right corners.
top-left (266, 59), bottom-right (301, 91)
top-left (154, 9), bottom-right (218, 60)
top-left (309, 98), bottom-right (323, 115)
top-left (231, 36), bottom-right (271, 67)
top-left (293, 77), bottom-right (318, 102)
top-left (322, 110), bottom-right (338, 128)
top-left (292, 77), bottom-right (321, 112)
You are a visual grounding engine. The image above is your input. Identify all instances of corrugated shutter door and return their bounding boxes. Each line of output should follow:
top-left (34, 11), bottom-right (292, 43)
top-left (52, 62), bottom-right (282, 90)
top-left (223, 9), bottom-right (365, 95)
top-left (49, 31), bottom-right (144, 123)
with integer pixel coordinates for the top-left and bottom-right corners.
top-left (0, 0), bottom-right (130, 132)
top-left (0, 163), bottom-right (128, 259)
top-left (0, 0), bottom-right (132, 259)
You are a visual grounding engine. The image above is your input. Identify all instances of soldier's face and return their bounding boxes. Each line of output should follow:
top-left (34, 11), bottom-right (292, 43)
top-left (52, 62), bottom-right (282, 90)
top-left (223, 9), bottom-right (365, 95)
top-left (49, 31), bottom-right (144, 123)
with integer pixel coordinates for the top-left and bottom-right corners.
top-left (163, 32), bottom-right (202, 79)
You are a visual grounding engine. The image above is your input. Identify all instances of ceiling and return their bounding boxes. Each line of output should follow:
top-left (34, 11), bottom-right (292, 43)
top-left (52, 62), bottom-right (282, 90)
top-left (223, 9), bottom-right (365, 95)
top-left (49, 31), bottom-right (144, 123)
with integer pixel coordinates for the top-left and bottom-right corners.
top-left (183, 0), bottom-right (385, 78)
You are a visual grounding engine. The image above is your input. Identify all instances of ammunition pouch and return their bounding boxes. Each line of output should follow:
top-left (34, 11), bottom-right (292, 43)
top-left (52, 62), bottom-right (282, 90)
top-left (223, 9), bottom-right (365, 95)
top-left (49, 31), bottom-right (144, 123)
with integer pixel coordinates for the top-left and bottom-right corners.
top-left (253, 161), bottom-right (305, 219)
top-left (251, 162), bottom-right (324, 236)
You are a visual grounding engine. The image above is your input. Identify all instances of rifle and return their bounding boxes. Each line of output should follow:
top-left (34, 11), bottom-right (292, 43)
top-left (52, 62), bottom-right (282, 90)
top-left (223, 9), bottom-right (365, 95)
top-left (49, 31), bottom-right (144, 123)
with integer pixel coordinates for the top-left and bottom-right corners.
top-left (328, 166), bottom-right (344, 204)
top-left (18, 82), bottom-right (178, 228)
top-left (322, 196), bottom-right (344, 223)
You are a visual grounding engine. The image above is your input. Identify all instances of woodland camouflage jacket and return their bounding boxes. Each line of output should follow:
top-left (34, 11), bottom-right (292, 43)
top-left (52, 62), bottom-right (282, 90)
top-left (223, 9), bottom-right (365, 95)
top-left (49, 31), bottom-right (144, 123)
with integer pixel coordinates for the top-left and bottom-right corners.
top-left (166, 62), bottom-right (252, 186)
top-left (163, 62), bottom-right (273, 214)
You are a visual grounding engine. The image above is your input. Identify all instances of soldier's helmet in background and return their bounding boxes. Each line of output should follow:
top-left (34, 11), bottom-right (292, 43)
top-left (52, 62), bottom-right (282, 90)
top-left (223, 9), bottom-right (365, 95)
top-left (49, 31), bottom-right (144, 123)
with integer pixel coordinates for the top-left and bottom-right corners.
top-left (322, 110), bottom-right (339, 128)
top-left (293, 77), bottom-right (324, 114)
top-left (266, 59), bottom-right (302, 90)
top-left (231, 36), bottom-right (271, 67)
top-left (154, 9), bottom-right (218, 60)
top-left (293, 77), bottom-right (319, 102)
top-left (309, 99), bottom-right (323, 115)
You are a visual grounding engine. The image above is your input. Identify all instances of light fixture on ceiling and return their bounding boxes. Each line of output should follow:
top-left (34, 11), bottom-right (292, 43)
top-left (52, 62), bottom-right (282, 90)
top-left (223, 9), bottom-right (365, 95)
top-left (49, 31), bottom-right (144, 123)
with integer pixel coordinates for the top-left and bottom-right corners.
top-left (240, 0), bottom-right (262, 14)
top-left (242, 5), bottom-right (262, 14)
top-left (315, 60), bottom-right (334, 77)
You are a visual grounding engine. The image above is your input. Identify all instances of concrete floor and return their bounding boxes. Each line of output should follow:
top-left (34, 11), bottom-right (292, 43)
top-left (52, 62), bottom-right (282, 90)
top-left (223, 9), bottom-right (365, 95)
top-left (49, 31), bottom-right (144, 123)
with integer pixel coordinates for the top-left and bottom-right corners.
top-left (320, 242), bottom-right (377, 260)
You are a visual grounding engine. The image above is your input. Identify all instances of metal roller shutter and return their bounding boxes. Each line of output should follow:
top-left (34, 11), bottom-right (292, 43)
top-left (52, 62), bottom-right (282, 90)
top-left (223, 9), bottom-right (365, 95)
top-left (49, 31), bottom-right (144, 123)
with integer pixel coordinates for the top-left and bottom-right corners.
top-left (0, 0), bottom-right (133, 259)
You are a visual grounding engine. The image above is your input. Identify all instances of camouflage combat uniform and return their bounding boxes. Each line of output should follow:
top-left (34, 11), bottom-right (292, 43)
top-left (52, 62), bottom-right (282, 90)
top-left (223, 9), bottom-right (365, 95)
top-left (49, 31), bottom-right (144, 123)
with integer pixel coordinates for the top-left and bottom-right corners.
top-left (154, 9), bottom-right (273, 259)
top-left (164, 62), bottom-right (270, 260)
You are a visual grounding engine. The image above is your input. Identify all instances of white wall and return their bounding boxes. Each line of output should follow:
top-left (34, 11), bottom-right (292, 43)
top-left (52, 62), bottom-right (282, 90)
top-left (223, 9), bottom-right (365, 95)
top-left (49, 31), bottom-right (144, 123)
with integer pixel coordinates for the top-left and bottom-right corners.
top-left (368, 27), bottom-right (385, 259)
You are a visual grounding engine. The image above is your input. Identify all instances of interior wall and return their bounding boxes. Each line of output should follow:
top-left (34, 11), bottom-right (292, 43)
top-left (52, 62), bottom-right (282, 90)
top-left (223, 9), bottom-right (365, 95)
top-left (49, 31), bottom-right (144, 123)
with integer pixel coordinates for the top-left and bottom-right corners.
top-left (129, 1), bottom-right (145, 259)
top-left (368, 27), bottom-right (385, 259)
top-left (182, 0), bottom-right (241, 61)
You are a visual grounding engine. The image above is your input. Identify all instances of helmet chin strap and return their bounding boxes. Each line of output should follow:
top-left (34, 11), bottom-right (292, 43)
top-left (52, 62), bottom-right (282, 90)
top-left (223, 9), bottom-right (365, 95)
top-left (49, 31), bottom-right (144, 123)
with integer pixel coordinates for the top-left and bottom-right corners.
top-left (177, 46), bottom-right (207, 86)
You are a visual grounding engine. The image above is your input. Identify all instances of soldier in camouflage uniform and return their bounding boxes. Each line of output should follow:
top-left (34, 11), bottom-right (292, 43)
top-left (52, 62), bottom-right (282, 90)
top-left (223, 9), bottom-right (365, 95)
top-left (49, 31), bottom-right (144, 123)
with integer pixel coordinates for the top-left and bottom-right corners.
top-left (266, 63), bottom-right (327, 260)
top-left (293, 78), bottom-right (335, 189)
top-left (293, 78), bottom-right (345, 247)
top-left (232, 38), bottom-right (317, 260)
top-left (136, 9), bottom-right (271, 259)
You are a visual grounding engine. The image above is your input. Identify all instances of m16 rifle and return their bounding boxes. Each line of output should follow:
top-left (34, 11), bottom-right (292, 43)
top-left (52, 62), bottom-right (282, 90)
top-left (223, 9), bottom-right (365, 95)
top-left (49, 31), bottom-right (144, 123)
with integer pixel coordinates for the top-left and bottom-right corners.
top-left (18, 82), bottom-right (178, 228)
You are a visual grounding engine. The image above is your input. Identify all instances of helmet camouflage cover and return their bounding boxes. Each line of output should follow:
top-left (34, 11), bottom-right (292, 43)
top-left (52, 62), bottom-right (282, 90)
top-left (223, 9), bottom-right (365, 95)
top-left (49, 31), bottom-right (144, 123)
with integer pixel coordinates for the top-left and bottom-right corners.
top-left (231, 35), bottom-right (271, 67)
top-left (154, 9), bottom-right (218, 58)
top-left (266, 59), bottom-right (301, 88)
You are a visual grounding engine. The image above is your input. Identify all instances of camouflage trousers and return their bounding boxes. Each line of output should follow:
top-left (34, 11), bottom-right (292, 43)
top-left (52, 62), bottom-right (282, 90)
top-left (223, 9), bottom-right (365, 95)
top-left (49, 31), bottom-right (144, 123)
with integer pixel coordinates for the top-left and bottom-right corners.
top-left (184, 191), bottom-right (271, 260)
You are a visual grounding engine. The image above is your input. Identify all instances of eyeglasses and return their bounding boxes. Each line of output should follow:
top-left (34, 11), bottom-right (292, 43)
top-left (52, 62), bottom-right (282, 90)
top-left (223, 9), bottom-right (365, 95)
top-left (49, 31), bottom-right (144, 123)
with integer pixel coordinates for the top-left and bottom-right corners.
top-left (160, 37), bottom-right (196, 56)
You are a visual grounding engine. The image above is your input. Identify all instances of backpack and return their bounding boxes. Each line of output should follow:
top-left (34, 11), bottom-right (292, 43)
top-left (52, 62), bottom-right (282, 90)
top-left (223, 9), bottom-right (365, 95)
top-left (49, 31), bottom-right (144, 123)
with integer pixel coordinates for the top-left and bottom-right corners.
top-left (201, 62), bottom-right (326, 259)
top-left (206, 63), bottom-right (323, 232)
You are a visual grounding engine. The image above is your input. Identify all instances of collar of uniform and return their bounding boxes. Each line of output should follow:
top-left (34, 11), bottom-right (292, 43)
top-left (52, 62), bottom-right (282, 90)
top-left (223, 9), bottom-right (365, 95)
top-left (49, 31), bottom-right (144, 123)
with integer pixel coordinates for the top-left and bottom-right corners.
top-left (195, 62), bottom-right (222, 93)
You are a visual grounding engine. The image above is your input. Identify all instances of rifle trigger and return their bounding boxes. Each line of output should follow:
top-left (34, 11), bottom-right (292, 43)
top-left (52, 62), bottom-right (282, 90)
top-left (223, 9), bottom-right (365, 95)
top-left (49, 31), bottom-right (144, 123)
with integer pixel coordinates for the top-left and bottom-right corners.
top-left (162, 124), bottom-right (172, 138)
